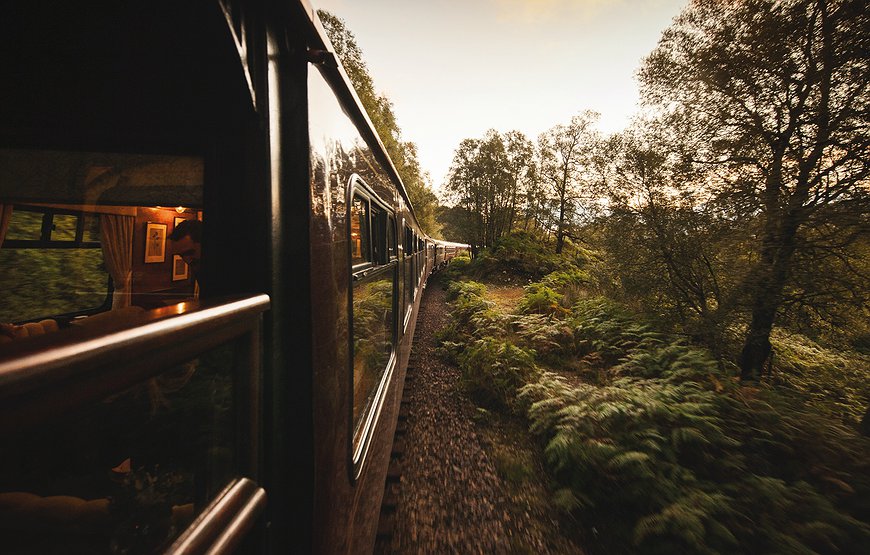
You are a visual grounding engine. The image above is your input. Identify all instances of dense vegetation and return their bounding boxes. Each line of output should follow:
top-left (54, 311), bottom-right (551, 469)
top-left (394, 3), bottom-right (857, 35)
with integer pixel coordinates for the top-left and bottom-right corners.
top-left (439, 0), bottom-right (869, 382)
top-left (437, 236), bottom-right (870, 554)
top-left (0, 211), bottom-right (109, 323)
top-left (321, 4), bottom-right (870, 549)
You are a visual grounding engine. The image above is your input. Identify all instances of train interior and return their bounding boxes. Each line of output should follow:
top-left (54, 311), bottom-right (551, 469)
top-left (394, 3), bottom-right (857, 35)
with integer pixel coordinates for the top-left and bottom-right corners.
top-left (0, 149), bottom-right (204, 341)
top-left (0, 148), bottom-right (258, 553)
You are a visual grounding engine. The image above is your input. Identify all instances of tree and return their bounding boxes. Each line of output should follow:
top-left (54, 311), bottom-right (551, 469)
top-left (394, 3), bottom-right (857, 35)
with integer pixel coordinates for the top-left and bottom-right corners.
top-left (318, 10), bottom-right (441, 234)
top-left (598, 123), bottom-right (739, 353)
top-left (442, 130), bottom-right (535, 250)
top-left (538, 111), bottom-right (601, 253)
top-left (640, 0), bottom-right (870, 379)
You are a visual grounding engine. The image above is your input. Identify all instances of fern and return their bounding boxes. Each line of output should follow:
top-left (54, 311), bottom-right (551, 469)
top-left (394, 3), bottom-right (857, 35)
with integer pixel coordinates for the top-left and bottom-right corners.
top-left (520, 370), bottom-right (870, 554)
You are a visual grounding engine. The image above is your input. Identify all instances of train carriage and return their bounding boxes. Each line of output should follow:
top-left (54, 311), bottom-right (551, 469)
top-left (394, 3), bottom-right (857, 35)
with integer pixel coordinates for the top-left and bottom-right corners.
top-left (0, 1), bottom-right (466, 553)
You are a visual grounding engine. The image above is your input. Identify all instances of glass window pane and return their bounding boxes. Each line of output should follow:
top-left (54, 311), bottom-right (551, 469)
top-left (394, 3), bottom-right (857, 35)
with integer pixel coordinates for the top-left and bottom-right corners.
top-left (387, 216), bottom-right (396, 260)
top-left (350, 196), bottom-right (370, 265)
top-left (352, 270), bottom-right (395, 449)
top-left (51, 213), bottom-right (78, 241)
top-left (371, 206), bottom-right (386, 265)
top-left (1, 148), bottom-right (204, 323)
top-left (0, 248), bottom-right (109, 322)
top-left (82, 214), bottom-right (101, 243)
top-left (4, 210), bottom-right (44, 241)
top-left (0, 341), bottom-right (242, 553)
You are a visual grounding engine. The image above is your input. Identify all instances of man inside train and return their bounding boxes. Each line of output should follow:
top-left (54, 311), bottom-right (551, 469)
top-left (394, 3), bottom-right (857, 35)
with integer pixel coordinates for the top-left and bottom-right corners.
top-left (170, 219), bottom-right (202, 279)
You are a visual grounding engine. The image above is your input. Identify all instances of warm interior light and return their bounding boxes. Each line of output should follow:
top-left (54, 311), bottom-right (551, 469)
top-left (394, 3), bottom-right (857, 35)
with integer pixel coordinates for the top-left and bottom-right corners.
top-left (176, 206), bottom-right (187, 213)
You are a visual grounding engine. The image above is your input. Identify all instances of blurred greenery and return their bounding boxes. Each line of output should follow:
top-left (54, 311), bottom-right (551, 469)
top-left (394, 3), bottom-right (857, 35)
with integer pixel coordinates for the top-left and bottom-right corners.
top-left (438, 232), bottom-right (870, 554)
top-left (1, 210), bottom-right (109, 323)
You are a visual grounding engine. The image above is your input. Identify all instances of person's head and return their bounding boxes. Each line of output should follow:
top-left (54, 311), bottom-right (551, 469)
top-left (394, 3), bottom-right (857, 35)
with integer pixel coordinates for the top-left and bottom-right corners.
top-left (170, 219), bottom-right (202, 278)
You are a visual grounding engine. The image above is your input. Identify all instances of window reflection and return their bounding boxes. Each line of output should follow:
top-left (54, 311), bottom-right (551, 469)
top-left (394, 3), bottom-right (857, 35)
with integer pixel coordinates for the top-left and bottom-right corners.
top-left (352, 269), bottom-right (395, 450)
top-left (387, 215), bottom-right (396, 261)
top-left (0, 148), bottom-right (202, 334)
top-left (0, 342), bottom-right (240, 554)
top-left (350, 195), bottom-right (370, 265)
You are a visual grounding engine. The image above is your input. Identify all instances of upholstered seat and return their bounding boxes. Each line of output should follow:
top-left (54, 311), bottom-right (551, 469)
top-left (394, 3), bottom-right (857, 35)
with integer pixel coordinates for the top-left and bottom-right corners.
top-left (0, 319), bottom-right (59, 343)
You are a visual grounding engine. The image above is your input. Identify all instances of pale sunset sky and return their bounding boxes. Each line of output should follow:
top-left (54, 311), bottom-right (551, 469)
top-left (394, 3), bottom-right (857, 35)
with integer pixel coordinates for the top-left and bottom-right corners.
top-left (313, 0), bottom-right (688, 193)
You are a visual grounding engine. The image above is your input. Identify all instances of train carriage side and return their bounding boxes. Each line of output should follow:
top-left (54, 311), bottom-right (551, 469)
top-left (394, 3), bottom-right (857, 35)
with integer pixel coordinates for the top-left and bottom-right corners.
top-left (0, 1), bottom-right (440, 554)
top-left (306, 36), bottom-right (435, 551)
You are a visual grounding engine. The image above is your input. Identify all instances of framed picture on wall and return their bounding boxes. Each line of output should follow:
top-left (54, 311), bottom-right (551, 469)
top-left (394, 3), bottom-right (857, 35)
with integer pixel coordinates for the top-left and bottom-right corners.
top-left (174, 216), bottom-right (186, 228)
top-left (172, 254), bottom-right (189, 281)
top-left (144, 222), bottom-right (167, 263)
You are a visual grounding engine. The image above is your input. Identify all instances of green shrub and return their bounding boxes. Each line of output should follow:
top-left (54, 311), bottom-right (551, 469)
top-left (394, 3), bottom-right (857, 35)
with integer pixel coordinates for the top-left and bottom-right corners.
top-left (459, 232), bottom-right (577, 282)
top-left (769, 330), bottom-right (870, 426)
top-left (441, 253), bottom-right (472, 282)
top-left (492, 446), bottom-right (535, 485)
top-left (509, 313), bottom-right (575, 366)
top-left (488, 232), bottom-right (568, 277)
top-left (440, 259), bottom-right (870, 553)
top-left (459, 337), bottom-right (538, 410)
top-left (540, 267), bottom-right (590, 306)
top-left (614, 342), bottom-right (727, 384)
top-left (519, 370), bottom-right (870, 554)
top-left (443, 281), bottom-right (501, 333)
top-left (516, 283), bottom-right (566, 316)
top-left (570, 297), bottom-right (666, 368)
top-left (438, 280), bottom-right (503, 364)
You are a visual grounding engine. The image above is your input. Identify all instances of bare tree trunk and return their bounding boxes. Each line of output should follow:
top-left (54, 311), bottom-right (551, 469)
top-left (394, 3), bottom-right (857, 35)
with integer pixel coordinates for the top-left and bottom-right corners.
top-left (738, 293), bottom-right (777, 381)
top-left (555, 183), bottom-right (567, 254)
top-left (738, 210), bottom-right (799, 380)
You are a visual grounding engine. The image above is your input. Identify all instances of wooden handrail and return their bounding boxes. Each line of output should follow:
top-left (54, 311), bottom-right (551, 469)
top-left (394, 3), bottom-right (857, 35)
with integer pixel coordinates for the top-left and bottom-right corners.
top-left (0, 294), bottom-right (270, 434)
top-left (168, 477), bottom-right (267, 555)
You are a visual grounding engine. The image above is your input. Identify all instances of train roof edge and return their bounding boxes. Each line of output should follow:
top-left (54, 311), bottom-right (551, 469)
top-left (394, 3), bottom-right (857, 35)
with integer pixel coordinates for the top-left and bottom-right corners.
top-left (288, 0), bottom-right (424, 233)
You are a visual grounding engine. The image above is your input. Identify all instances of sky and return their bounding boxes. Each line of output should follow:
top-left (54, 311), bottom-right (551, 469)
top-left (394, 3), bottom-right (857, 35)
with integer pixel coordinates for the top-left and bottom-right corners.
top-left (313, 0), bottom-right (689, 193)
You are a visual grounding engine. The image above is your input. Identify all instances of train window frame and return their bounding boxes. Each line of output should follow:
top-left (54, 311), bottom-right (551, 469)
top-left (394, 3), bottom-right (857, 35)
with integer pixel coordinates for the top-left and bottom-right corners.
top-left (346, 175), bottom-right (399, 479)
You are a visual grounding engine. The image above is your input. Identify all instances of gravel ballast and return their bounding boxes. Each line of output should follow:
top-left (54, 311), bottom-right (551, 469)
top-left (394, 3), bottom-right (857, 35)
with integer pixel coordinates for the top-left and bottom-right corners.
top-left (381, 280), bottom-right (584, 554)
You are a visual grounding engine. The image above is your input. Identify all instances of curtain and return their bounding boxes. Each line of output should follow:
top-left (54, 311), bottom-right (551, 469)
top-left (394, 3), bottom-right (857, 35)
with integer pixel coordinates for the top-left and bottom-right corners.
top-left (99, 214), bottom-right (134, 309)
top-left (0, 204), bottom-right (12, 248)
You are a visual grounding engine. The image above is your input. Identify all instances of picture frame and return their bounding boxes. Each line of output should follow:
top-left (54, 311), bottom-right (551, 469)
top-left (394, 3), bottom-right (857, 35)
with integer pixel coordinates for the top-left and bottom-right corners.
top-left (144, 222), bottom-right (167, 263)
top-left (171, 254), bottom-right (189, 281)
top-left (174, 216), bottom-right (186, 228)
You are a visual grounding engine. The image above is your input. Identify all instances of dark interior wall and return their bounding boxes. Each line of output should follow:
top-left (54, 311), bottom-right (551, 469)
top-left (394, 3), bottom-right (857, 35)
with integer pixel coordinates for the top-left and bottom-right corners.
top-left (131, 207), bottom-right (196, 306)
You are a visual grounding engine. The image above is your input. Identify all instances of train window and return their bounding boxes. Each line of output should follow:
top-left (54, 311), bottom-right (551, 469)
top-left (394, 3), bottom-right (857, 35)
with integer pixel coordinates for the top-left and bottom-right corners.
top-left (387, 215), bottom-right (397, 261)
top-left (404, 225), bottom-right (415, 307)
top-left (0, 206), bottom-right (110, 323)
top-left (371, 205), bottom-right (387, 265)
top-left (349, 177), bottom-right (398, 471)
top-left (351, 266), bottom-right (396, 462)
top-left (350, 194), bottom-right (371, 266)
top-left (0, 337), bottom-right (249, 552)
